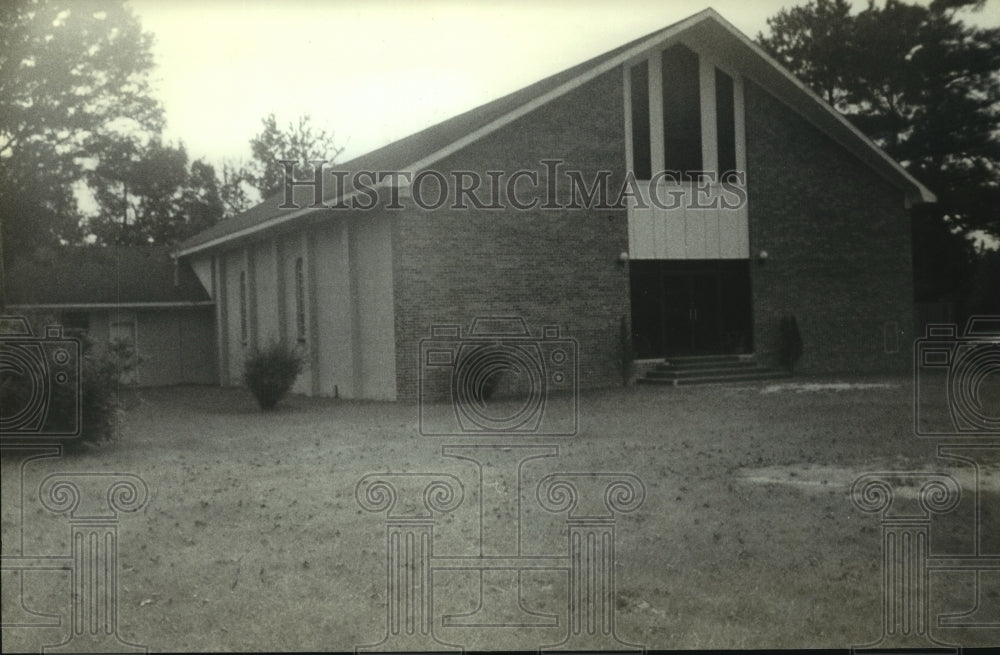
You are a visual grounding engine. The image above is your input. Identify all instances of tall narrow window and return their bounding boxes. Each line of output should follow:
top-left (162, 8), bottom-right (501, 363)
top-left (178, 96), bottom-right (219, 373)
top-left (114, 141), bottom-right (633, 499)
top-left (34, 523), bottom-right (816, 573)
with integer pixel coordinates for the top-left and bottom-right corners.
top-left (239, 271), bottom-right (248, 345)
top-left (661, 44), bottom-right (701, 174)
top-left (715, 67), bottom-right (736, 174)
top-left (294, 257), bottom-right (306, 344)
top-left (630, 61), bottom-right (652, 180)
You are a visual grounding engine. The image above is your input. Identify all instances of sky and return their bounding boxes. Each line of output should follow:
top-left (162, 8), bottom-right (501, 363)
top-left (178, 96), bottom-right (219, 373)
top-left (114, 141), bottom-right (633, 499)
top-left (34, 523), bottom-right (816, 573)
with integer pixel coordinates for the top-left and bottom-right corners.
top-left (128, 0), bottom-right (1000, 171)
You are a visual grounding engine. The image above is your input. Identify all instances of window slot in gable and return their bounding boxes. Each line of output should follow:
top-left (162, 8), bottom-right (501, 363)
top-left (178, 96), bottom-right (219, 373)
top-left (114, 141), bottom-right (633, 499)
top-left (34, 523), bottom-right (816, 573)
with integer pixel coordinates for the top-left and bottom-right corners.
top-left (630, 61), bottom-right (652, 180)
top-left (661, 44), bottom-right (702, 175)
top-left (715, 67), bottom-right (737, 174)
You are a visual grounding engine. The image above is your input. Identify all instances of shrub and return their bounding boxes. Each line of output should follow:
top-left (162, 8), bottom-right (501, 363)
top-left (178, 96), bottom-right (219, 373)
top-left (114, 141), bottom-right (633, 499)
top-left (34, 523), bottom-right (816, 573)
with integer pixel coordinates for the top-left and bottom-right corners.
top-left (1, 315), bottom-right (137, 449)
top-left (778, 314), bottom-right (803, 372)
top-left (243, 341), bottom-right (304, 410)
top-left (63, 336), bottom-right (139, 450)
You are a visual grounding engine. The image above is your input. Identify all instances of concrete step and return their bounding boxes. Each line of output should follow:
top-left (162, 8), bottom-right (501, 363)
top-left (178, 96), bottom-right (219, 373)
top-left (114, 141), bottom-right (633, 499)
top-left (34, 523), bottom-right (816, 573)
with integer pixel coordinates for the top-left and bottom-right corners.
top-left (645, 364), bottom-right (774, 379)
top-left (637, 369), bottom-right (791, 386)
top-left (655, 359), bottom-right (759, 372)
top-left (660, 353), bottom-right (751, 364)
top-left (636, 352), bottom-right (790, 386)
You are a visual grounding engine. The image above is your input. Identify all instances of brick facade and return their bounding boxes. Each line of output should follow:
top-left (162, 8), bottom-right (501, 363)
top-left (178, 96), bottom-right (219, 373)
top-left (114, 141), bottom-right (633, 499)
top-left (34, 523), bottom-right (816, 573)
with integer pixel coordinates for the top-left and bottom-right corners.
top-left (390, 69), bottom-right (631, 402)
top-left (178, 13), bottom-right (925, 401)
top-left (389, 72), bottom-right (916, 402)
top-left (744, 81), bottom-right (914, 373)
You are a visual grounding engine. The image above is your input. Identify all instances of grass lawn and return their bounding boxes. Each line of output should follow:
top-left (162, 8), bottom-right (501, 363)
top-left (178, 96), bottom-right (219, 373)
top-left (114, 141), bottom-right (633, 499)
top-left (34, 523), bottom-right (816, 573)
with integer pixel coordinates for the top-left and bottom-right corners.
top-left (2, 377), bottom-right (997, 651)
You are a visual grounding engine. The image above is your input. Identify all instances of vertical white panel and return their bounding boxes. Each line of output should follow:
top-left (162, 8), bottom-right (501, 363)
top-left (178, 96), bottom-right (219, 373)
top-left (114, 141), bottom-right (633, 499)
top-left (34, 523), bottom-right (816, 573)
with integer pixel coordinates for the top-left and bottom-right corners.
top-left (702, 206), bottom-right (721, 259)
top-left (354, 214), bottom-right (397, 400)
top-left (640, 207), bottom-right (656, 259)
top-left (718, 202), bottom-right (750, 259)
top-left (274, 239), bottom-right (287, 345)
top-left (719, 202), bottom-right (738, 259)
top-left (313, 219), bottom-right (354, 398)
top-left (733, 75), bottom-right (747, 174)
top-left (253, 241), bottom-right (277, 344)
top-left (628, 185), bottom-right (750, 260)
top-left (648, 52), bottom-right (665, 175)
top-left (213, 254), bottom-right (229, 385)
top-left (284, 235), bottom-right (310, 396)
top-left (629, 188), bottom-right (641, 257)
top-left (303, 229), bottom-right (320, 395)
top-left (664, 205), bottom-right (685, 259)
top-left (732, 75), bottom-right (750, 260)
top-left (736, 206), bottom-right (750, 258)
top-left (685, 207), bottom-right (707, 258)
top-left (622, 64), bottom-right (634, 178)
top-left (243, 247), bottom-right (256, 350)
top-left (224, 249), bottom-right (245, 384)
top-left (699, 57), bottom-right (718, 174)
top-left (627, 206), bottom-right (639, 257)
top-left (647, 183), bottom-right (662, 257)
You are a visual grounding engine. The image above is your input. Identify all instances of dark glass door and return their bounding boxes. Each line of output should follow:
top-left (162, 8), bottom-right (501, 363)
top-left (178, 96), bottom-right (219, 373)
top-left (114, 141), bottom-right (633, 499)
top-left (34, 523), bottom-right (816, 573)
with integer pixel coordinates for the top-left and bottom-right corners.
top-left (630, 260), bottom-right (752, 358)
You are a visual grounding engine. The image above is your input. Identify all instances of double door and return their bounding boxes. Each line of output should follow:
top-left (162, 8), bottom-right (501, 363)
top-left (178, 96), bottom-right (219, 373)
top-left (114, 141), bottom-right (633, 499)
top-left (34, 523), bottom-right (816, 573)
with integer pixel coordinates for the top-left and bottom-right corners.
top-left (630, 260), bottom-right (752, 358)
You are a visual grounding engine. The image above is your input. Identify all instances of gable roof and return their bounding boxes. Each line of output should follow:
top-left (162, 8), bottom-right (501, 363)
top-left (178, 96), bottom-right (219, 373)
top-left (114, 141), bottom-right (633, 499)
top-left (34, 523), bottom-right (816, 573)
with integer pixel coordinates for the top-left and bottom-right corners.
top-left (5, 246), bottom-right (211, 308)
top-left (176, 7), bottom-right (935, 258)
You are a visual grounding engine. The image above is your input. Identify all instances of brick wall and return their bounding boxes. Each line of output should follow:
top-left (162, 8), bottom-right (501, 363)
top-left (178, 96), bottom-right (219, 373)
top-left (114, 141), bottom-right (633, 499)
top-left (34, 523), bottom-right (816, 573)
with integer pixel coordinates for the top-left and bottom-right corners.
top-left (391, 68), bottom-right (631, 402)
top-left (388, 69), bottom-right (916, 402)
top-left (744, 81), bottom-right (915, 374)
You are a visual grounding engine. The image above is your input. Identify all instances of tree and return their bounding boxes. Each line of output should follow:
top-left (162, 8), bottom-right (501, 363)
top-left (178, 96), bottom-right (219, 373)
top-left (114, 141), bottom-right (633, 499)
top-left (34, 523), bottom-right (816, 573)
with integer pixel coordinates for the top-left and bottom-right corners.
top-left (0, 0), bottom-right (162, 259)
top-left (219, 159), bottom-right (256, 218)
top-left (249, 113), bottom-right (345, 200)
top-left (759, 0), bottom-right (1000, 238)
top-left (219, 113), bottom-right (346, 215)
top-left (757, 0), bottom-right (856, 107)
top-left (85, 137), bottom-right (224, 246)
top-left (759, 0), bottom-right (1000, 319)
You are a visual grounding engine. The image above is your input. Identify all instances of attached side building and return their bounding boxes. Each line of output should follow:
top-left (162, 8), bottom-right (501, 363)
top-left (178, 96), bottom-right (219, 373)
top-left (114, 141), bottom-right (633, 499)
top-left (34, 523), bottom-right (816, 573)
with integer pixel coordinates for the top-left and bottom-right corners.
top-left (6, 246), bottom-right (217, 387)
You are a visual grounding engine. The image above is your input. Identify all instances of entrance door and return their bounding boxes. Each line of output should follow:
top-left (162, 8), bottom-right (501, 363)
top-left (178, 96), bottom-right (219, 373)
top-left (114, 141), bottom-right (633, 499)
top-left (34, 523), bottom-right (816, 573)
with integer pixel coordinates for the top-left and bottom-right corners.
top-left (630, 260), bottom-right (751, 358)
top-left (664, 272), bottom-right (722, 355)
